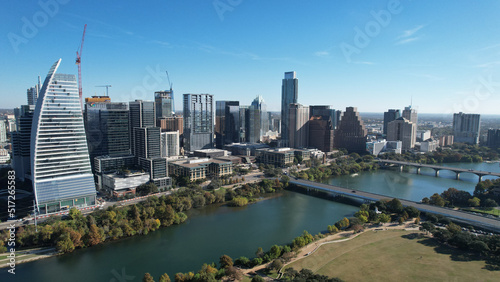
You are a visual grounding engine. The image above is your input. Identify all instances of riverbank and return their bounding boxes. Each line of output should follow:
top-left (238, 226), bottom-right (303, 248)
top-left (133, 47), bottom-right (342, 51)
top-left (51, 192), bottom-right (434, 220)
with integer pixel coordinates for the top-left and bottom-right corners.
top-left (0, 247), bottom-right (57, 268)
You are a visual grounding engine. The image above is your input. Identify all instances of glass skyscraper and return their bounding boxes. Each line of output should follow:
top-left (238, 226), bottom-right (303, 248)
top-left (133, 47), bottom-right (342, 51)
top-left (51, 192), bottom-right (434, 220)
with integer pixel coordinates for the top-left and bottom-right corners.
top-left (183, 94), bottom-right (214, 152)
top-left (281, 71), bottom-right (298, 147)
top-left (215, 101), bottom-right (240, 148)
top-left (31, 59), bottom-right (96, 214)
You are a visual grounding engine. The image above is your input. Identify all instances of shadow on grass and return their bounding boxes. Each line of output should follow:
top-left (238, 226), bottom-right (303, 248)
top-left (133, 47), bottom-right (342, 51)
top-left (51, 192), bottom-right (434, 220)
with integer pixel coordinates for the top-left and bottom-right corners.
top-left (401, 234), bottom-right (500, 271)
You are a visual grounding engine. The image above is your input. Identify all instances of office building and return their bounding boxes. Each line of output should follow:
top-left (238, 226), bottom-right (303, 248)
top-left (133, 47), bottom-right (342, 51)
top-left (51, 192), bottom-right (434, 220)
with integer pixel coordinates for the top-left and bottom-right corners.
top-left (438, 135), bottom-right (454, 147)
top-left (453, 112), bottom-right (481, 144)
top-left (281, 71), bottom-right (298, 147)
top-left (309, 116), bottom-right (334, 152)
top-left (30, 59), bottom-right (96, 214)
top-left (129, 100), bottom-right (155, 156)
top-left (420, 139), bottom-right (439, 153)
top-left (161, 131), bottom-right (180, 157)
top-left (366, 140), bottom-right (387, 156)
top-left (418, 130), bottom-right (431, 141)
top-left (402, 106), bottom-right (418, 125)
top-left (26, 76), bottom-right (41, 106)
top-left (183, 94), bottom-right (214, 152)
top-left (0, 120), bottom-right (6, 143)
top-left (487, 129), bottom-right (500, 148)
top-left (215, 101), bottom-right (240, 148)
top-left (134, 127), bottom-right (161, 159)
top-left (157, 116), bottom-right (183, 134)
top-left (11, 105), bottom-right (34, 181)
top-left (383, 109), bottom-right (400, 136)
top-left (256, 147), bottom-right (295, 167)
top-left (168, 158), bottom-right (233, 181)
top-left (334, 107), bottom-right (367, 153)
top-left (385, 141), bottom-right (402, 154)
top-left (84, 101), bottom-right (130, 169)
top-left (245, 96), bottom-right (268, 143)
top-left (288, 103), bottom-right (309, 148)
top-left (387, 117), bottom-right (416, 151)
top-left (155, 89), bottom-right (174, 119)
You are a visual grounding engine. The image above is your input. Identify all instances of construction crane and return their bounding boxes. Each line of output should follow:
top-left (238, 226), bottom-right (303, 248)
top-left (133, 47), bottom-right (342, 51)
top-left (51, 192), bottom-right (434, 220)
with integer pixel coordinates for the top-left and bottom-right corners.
top-left (165, 71), bottom-right (175, 114)
top-left (76, 24), bottom-right (87, 107)
top-left (96, 85), bottom-right (112, 96)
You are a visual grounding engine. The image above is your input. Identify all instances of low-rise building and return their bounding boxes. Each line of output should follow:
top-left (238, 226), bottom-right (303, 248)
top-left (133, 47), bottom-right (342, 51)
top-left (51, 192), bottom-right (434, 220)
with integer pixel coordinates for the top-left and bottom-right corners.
top-left (256, 147), bottom-right (294, 167)
top-left (102, 171), bottom-right (149, 198)
top-left (193, 148), bottom-right (228, 158)
top-left (420, 139), bottom-right (439, 153)
top-left (0, 149), bottom-right (10, 164)
top-left (224, 143), bottom-right (269, 156)
top-left (168, 158), bottom-right (233, 181)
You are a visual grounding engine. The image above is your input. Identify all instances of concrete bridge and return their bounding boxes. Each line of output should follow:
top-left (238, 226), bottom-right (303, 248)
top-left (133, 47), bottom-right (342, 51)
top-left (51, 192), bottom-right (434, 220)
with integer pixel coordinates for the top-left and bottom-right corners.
top-left (377, 159), bottom-right (500, 182)
top-left (289, 178), bottom-right (500, 232)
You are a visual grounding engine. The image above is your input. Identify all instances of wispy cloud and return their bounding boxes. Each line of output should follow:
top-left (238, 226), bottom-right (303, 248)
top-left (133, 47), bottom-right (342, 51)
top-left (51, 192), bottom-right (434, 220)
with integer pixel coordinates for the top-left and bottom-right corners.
top-left (194, 42), bottom-right (299, 63)
top-left (478, 43), bottom-right (500, 51)
top-left (314, 51), bottom-right (330, 57)
top-left (352, 61), bottom-right (375, 65)
top-left (474, 61), bottom-right (500, 68)
top-left (408, 73), bottom-right (445, 81)
top-left (150, 40), bottom-right (171, 47)
top-left (396, 25), bottom-right (425, 45)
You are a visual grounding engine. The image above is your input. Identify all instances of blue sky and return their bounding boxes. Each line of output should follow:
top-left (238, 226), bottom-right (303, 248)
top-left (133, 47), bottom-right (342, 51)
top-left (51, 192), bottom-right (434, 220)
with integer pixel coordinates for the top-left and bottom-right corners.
top-left (1, 0), bottom-right (500, 114)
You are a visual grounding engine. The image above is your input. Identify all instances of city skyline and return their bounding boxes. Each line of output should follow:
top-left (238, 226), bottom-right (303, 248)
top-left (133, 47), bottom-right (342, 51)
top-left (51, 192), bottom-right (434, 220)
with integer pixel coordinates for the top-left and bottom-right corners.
top-left (2, 1), bottom-right (500, 114)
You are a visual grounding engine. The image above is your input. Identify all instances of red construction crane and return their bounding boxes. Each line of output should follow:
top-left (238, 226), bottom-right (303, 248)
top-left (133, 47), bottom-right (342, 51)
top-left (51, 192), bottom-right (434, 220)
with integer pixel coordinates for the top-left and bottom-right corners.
top-left (76, 24), bottom-right (87, 107)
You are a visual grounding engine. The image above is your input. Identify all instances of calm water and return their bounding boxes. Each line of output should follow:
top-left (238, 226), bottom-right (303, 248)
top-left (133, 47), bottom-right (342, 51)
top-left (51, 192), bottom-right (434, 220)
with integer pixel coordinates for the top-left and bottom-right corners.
top-left (5, 192), bottom-right (358, 281)
top-left (324, 162), bottom-right (500, 202)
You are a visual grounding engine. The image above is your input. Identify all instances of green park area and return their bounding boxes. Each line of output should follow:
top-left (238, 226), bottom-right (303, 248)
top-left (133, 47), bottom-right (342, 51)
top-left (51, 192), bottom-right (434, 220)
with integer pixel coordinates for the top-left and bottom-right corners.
top-left (287, 230), bottom-right (499, 282)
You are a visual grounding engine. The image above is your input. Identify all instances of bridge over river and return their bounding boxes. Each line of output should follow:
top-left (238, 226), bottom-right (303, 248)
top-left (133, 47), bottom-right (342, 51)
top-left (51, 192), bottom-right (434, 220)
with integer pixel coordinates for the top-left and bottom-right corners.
top-left (377, 159), bottom-right (500, 182)
top-left (290, 178), bottom-right (500, 233)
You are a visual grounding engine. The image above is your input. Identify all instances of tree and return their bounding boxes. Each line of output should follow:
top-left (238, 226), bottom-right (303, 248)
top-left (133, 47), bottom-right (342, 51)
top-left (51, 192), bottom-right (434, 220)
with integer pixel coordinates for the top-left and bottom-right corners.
top-left (68, 207), bottom-right (82, 220)
top-left (387, 198), bottom-right (404, 214)
top-left (468, 197), bottom-right (480, 207)
top-left (225, 266), bottom-right (242, 281)
top-left (56, 233), bottom-right (75, 253)
top-left (446, 223), bottom-right (461, 234)
top-left (86, 224), bottom-right (103, 246)
top-left (255, 247), bottom-right (264, 258)
top-left (219, 254), bottom-right (233, 269)
top-left (251, 275), bottom-right (265, 282)
top-left (159, 273), bottom-right (171, 282)
top-left (269, 258), bottom-right (283, 271)
top-left (143, 273), bottom-right (154, 282)
top-left (430, 193), bottom-right (445, 207)
top-left (483, 199), bottom-right (498, 208)
top-left (269, 245), bottom-right (282, 259)
top-left (378, 213), bottom-right (391, 223)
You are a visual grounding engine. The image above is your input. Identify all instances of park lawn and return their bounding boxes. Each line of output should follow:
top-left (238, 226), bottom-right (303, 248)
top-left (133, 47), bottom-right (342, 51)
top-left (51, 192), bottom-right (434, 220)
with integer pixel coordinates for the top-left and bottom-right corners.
top-left (463, 207), bottom-right (500, 217)
top-left (287, 230), bottom-right (498, 282)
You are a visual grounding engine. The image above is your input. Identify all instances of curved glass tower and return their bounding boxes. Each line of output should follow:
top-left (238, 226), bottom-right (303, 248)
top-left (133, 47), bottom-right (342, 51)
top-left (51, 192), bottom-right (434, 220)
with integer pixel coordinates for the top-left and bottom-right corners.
top-left (31, 59), bottom-right (96, 214)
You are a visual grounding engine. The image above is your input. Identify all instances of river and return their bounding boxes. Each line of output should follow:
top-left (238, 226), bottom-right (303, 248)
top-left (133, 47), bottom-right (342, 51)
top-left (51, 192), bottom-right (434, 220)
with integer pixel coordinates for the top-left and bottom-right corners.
top-left (5, 161), bottom-right (498, 281)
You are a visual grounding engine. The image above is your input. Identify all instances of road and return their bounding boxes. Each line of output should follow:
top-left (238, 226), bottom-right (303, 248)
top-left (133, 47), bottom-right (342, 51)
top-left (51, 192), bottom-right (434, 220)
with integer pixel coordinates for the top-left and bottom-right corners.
top-left (290, 178), bottom-right (500, 233)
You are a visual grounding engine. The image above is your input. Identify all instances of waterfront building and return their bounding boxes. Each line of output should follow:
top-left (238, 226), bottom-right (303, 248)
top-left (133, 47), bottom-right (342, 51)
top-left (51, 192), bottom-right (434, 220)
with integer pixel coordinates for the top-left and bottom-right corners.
top-left (84, 100), bottom-right (130, 170)
top-left (245, 96), bottom-right (268, 143)
top-left (288, 103), bottom-right (309, 149)
top-left (102, 171), bottom-right (149, 198)
top-left (183, 94), bottom-right (214, 152)
top-left (383, 109), bottom-right (400, 136)
top-left (487, 129), bottom-right (500, 148)
top-left (453, 112), bottom-right (481, 144)
top-left (168, 158), bottom-right (233, 181)
top-left (281, 71), bottom-right (298, 147)
top-left (334, 107), bottom-right (367, 153)
top-left (215, 101), bottom-right (240, 148)
top-left (385, 141), bottom-right (402, 154)
top-left (30, 59), bottom-right (96, 214)
top-left (387, 117), bottom-right (416, 151)
top-left (366, 140), bottom-right (387, 156)
top-left (255, 147), bottom-right (294, 167)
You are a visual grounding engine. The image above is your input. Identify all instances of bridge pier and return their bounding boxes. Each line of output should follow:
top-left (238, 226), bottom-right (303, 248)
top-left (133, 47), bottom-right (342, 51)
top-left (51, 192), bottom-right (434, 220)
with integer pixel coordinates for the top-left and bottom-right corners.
top-left (478, 175), bottom-right (483, 182)
top-left (399, 165), bottom-right (403, 172)
top-left (435, 170), bottom-right (439, 177)
top-left (416, 167), bottom-right (421, 174)
top-left (456, 172), bottom-right (460, 180)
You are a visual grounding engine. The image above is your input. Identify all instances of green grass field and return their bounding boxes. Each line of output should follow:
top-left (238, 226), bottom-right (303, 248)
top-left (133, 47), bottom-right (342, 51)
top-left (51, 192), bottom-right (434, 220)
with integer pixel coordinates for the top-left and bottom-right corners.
top-left (463, 207), bottom-right (500, 217)
top-left (287, 230), bottom-right (499, 282)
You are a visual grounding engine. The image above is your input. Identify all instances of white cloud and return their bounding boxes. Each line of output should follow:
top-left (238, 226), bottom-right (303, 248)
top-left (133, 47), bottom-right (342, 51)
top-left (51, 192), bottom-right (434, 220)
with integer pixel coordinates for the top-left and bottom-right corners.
top-left (396, 25), bottom-right (425, 45)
